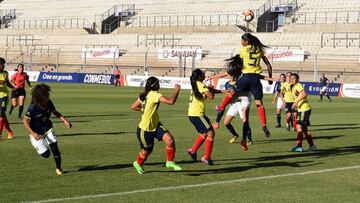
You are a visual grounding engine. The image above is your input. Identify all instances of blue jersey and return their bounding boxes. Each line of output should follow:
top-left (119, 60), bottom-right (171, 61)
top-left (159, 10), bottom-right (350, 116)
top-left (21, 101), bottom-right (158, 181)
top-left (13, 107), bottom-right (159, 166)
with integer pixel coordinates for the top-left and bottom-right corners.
top-left (224, 81), bottom-right (235, 90)
top-left (274, 81), bottom-right (281, 93)
top-left (25, 100), bottom-right (56, 135)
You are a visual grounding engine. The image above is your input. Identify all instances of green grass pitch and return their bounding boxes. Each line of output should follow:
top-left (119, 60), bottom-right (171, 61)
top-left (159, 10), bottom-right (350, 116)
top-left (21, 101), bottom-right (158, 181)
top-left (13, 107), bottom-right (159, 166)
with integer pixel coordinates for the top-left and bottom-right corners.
top-left (0, 83), bottom-right (359, 203)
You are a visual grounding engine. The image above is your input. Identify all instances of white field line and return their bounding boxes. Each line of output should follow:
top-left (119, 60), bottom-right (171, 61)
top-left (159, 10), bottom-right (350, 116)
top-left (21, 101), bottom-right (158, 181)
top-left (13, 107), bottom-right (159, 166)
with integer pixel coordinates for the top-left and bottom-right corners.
top-left (23, 165), bottom-right (360, 203)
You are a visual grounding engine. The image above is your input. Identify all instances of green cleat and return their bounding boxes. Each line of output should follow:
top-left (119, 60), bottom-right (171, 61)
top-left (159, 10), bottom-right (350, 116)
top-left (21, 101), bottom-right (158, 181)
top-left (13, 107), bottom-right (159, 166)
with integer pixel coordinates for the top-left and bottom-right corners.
top-left (133, 161), bottom-right (145, 174)
top-left (165, 161), bottom-right (182, 171)
top-left (289, 146), bottom-right (304, 152)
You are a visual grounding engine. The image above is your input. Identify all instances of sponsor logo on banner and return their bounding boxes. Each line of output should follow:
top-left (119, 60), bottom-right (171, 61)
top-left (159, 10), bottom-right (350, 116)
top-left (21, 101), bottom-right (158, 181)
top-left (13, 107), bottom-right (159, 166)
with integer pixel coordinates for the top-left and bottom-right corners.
top-left (266, 49), bottom-right (305, 62)
top-left (339, 83), bottom-right (360, 98)
top-left (38, 72), bottom-right (77, 83)
top-left (82, 74), bottom-right (113, 85)
top-left (302, 82), bottom-right (340, 96)
top-left (126, 75), bottom-right (192, 89)
top-left (158, 48), bottom-right (202, 60)
top-left (81, 48), bottom-right (119, 59)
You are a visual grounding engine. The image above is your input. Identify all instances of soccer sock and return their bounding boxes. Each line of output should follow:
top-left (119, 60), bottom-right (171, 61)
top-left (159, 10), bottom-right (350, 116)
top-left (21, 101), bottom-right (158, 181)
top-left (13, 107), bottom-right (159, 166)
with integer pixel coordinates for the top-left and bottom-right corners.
top-left (215, 110), bottom-right (225, 123)
top-left (326, 95), bottom-right (331, 100)
top-left (320, 95), bottom-right (323, 101)
top-left (50, 143), bottom-right (62, 170)
top-left (166, 146), bottom-right (175, 162)
top-left (257, 106), bottom-right (267, 126)
top-left (296, 131), bottom-right (303, 147)
top-left (247, 124), bottom-right (252, 141)
top-left (225, 123), bottom-right (238, 137)
top-left (3, 118), bottom-right (11, 133)
top-left (136, 152), bottom-right (148, 166)
top-left (9, 106), bottom-right (14, 115)
top-left (305, 131), bottom-right (314, 146)
top-left (293, 118), bottom-right (297, 128)
top-left (191, 135), bottom-right (206, 153)
top-left (204, 137), bottom-right (214, 160)
top-left (276, 114), bottom-right (281, 125)
top-left (219, 95), bottom-right (233, 111)
top-left (242, 121), bottom-right (250, 140)
top-left (18, 105), bottom-right (24, 118)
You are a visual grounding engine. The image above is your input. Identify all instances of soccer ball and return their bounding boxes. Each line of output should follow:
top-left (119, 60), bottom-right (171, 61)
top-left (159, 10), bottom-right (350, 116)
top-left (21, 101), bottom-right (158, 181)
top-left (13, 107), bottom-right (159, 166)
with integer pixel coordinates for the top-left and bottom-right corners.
top-left (243, 9), bottom-right (255, 22)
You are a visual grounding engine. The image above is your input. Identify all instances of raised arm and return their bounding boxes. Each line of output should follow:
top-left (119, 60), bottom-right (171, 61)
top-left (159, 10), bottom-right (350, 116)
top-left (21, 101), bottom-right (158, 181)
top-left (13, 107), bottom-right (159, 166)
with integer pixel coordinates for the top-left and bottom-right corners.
top-left (159, 84), bottom-right (181, 105)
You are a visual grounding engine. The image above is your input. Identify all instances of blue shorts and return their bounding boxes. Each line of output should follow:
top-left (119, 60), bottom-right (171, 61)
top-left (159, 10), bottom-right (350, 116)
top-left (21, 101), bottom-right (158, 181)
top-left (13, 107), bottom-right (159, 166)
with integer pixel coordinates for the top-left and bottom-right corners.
top-left (188, 115), bottom-right (213, 134)
top-left (0, 97), bottom-right (8, 115)
top-left (285, 102), bottom-right (294, 113)
top-left (136, 122), bottom-right (168, 152)
top-left (234, 73), bottom-right (263, 100)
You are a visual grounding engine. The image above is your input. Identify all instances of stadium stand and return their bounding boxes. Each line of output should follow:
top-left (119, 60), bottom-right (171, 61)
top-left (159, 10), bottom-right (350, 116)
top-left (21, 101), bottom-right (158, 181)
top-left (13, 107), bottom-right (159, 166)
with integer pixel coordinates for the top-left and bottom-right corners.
top-left (0, 0), bottom-right (359, 82)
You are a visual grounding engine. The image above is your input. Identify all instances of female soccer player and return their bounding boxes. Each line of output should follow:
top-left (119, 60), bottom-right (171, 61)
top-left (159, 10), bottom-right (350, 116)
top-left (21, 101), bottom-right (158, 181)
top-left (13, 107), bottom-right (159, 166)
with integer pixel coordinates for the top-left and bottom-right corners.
top-left (272, 73), bottom-right (286, 128)
top-left (23, 84), bottom-right (72, 175)
top-left (114, 66), bottom-right (121, 87)
top-left (131, 77), bottom-right (181, 174)
top-left (187, 69), bottom-right (220, 165)
top-left (216, 33), bottom-right (273, 137)
top-left (0, 57), bottom-right (15, 139)
top-left (280, 72), bottom-right (297, 131)
top-left (9, 63), bottom-right (32, 119)
top-left (319, 73), bottom-right (332, 102)
top-left (289, 73), bottom-right (316, 152)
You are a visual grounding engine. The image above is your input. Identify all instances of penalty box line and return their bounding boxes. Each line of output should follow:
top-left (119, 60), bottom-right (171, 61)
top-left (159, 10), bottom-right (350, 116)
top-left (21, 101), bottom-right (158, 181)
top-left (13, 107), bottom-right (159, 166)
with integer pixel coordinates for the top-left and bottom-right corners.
top-left (24, 165), bottom-right (360, 203)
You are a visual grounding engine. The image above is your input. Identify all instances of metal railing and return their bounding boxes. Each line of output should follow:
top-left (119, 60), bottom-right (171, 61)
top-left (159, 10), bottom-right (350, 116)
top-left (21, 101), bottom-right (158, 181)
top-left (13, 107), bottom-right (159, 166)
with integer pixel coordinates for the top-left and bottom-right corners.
top-left (95, 4), bottom-right (136, 24)
top-left (256, 0), bottom-right (272, 18)
top-left (6, 35), bottom-right (40, 46)
top-left (4, 18), bottom-right (93, 30)
top-left (266, 18), bottom-right (279, 32)
top-left (321, 32), bottom-right (360, 48)
top-left (102, 5), bottom-right (137, 33)
top-left (291, 10), bottom-right (360, 24)
top-left (137, 34), bottom-right (182, 47)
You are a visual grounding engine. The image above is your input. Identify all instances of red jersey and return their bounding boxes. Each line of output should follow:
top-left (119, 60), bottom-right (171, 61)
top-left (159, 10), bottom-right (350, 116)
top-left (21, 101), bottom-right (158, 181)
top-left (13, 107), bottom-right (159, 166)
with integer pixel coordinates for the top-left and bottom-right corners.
top-left (11, 72), bottom-right (29, 89)
top-left (114, 69), bottom-right (121, 76)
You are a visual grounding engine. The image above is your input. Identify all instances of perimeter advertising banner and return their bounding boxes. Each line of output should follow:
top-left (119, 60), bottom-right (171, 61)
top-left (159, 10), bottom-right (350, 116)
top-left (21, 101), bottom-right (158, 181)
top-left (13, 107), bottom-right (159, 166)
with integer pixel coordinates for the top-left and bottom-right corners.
top-left (266, 49), bottom-right (305, 62)
top-left (81, 48), bottom-right (119, 59)
top-left (158, 48), bottom-right (203, 60)
top-left (339, 83), bottom-right (360, 98)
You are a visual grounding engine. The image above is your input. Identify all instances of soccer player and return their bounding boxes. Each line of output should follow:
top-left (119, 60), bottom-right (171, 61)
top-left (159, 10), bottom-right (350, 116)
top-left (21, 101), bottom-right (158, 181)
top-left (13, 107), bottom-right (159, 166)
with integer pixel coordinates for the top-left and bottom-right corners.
top-left (0, 57), bottom-right (15, 139)
top-left (280, 72), bottom-right (297, 131)
top-left (9, 63), bottom-right (32, 119)
top-left (187, 69), bottom-right (220, 165)
top-left (289, 73), bottom-right (316, 152)
top-left (114, 66), bottom-right (121, 87)
top-left (131, 77), bottom-right (181, 174)
top-left (272, 73), bottom-right (286, 128)
top-left (319, 73), bottom-right (332, 102)
top-left (23, 84), bottom-right (72, 176)
top-left (215, 33), bottom-right (273, 137)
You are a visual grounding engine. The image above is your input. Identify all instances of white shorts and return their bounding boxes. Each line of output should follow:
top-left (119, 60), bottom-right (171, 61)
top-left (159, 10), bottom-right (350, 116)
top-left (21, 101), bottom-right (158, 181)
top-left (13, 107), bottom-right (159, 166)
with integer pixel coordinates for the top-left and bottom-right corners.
top-left (30, 129), bottom-right (57, 155)
top-left (276, 97), bottom-right (283, 109)
top-left (320, 86), bottom-right (327, 93)
top-left (226, 96), bottom-right (252, 119)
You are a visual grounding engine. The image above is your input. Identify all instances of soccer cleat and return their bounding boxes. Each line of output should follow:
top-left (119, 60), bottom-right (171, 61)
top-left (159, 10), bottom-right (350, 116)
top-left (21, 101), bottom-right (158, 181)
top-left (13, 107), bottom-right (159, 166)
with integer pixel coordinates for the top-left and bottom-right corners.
top-left (55, 168), bottom-right (63, 176)
top-left (308, 145), bottom-right (317, 152)
top-left (289, 146), bottom-right (304, 152)
top-left (7, 131), bottom-right (14, 139)
top-left (201, 156), bottom-right (214, 166)
top-left (229, 135), bottom-right (239, 143)
top-left (247, 140), bottom-right (253, 146)
top-left (133, 161), bottom-right (145, 174)
top-left (286, 123), bottom-right (290, 131)
top-left (165, 161), bottom-right (182, 171)
top-left (215, 105), bottom-right (222, 113)
top-left (240, 140), bottom-right (248, 151)
top-left (262, 126), bottom-right (271, 137)
top-left (275, 124), bottom-right (281, 128)
top-left (187, 148), bottom-right (197, 162)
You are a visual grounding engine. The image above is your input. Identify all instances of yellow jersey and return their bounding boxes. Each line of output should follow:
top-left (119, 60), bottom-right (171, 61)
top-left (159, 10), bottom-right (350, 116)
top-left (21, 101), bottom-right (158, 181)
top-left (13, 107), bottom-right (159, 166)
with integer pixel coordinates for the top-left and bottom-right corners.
top-left (188, 81), bottom-right (209, 116)
top-left (0, 70), bottom-right (9, 98)
top-left (292, 83), bottom-right (311, 112)
top-left (281, 82), bottom-right (295, 102)
top-left (240, 45), bottom-right (265, 74)
top-left (138, 91), bottom-right (163, 131)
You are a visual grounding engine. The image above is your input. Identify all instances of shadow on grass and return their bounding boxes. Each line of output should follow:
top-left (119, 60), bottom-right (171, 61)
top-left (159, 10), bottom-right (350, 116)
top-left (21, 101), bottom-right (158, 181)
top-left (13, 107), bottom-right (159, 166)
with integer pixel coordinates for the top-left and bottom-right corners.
top-left (309, 123), bottom-right (359, 127)
top-left (311, 126), bottom-right (360, 132)
top-left (254, 135), bottom-right (346, 145)
top-left (58, 131), bottom-right (133, 137)
top-left (66, 113), bottom-right (127, 118)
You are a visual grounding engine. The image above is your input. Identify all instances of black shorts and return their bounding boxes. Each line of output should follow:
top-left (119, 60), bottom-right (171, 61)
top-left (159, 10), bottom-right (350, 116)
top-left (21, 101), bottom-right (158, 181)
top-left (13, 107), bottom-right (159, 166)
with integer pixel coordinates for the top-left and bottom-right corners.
top-left (296, 110), bottom-right (311, 126)
top-left (285, 102), bottom-right (294, 113)
top-left (234, 73), bottom-right (263, 100)
top-left (0, 97), bottom-right (8, 114)
top-left (11, 88), bottom-right (26, 99)
top-left (114, 75), bottom-right (120, 79)
top-left (188, 115), bottom-right (213, 134)
top-left (136, 123), bottom-right (168, 152)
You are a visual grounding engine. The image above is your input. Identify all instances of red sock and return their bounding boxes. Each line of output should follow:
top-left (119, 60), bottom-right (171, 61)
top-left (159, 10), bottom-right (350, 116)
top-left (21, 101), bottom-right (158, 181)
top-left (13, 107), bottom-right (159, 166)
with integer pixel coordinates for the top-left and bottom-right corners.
top-left (293, 118), bottom-right (297, 128)
top-left (296, 132), bottom-right (303, 147)
top-left (191, 135), bottom-right (205, 153)
top-left (166, 147), bottom-right (175, 162)
top-left (204, 137), bottom-right (214, 160)
top-left (305, 131), bottom-right (314, 146)
top-left (257, 106), bottom-right (267, 126)
top-left (219, 95), bottom-right (233, 111)
top-left (136, 153), bottom-right (148, 166)
top-left (3, 118), bottom-right (12, 133)
top-left (0, 118), bottom-right (4, 135)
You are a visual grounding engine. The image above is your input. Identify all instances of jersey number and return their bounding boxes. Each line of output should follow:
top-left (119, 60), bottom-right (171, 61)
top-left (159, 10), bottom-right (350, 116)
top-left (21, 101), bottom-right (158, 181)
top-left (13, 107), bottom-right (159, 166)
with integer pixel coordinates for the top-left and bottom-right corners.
top-left (248, 51), bottom-right (259, 67)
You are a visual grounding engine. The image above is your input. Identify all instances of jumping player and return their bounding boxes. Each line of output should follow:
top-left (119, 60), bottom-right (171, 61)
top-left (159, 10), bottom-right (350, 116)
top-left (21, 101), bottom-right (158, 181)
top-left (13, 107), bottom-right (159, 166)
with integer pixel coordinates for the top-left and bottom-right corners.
top-left (289, 73), bottom-right (317, 152)
top-left (187, 69), bottom-right (220, 165)
top-left (9, 63), bottom-right (32, 119)
top-left (272, 73), bottom-right (286, 128)
top-left (319, 73), bottom-right (332, 102)
top-left (0, 57), bottom-right (14, 139)
top-left (280, 72), bottom-right (297, 131)
top-left (131, 77), bottom-right (181, 174)
top-left (215, 33), bottom-right (273, 137)
top-left (23, 84), bottom-right (72, 176)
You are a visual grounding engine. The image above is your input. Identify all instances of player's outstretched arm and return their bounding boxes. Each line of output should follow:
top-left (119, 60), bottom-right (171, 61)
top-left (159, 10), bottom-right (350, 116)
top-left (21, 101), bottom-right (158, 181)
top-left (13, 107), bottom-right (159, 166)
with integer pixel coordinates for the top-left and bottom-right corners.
top-left (53, 111), bottom-right (72, 128)
top-left (23, 117), bottom-right (41, 140)
top-left (207, 72), bottom-right (228, 80)
top-left (131, 99), bottom-right (142, 112)
top-left (262, 56), bottom-right (273, 84)
top-left (159, 84), bottom-right (181, 105)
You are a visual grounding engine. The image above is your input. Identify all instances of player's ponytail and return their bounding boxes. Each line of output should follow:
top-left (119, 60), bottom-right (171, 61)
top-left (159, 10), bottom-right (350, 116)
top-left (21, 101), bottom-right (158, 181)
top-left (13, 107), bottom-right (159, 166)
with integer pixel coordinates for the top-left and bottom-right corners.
top-left (139, 76), bottom-right (160, 101)
top-left (225, 54), bottom-right (243, 77)
top-left (190, 69), bottom-right (205, 100)
top-left (242, 33), bottom-right (269, 53)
